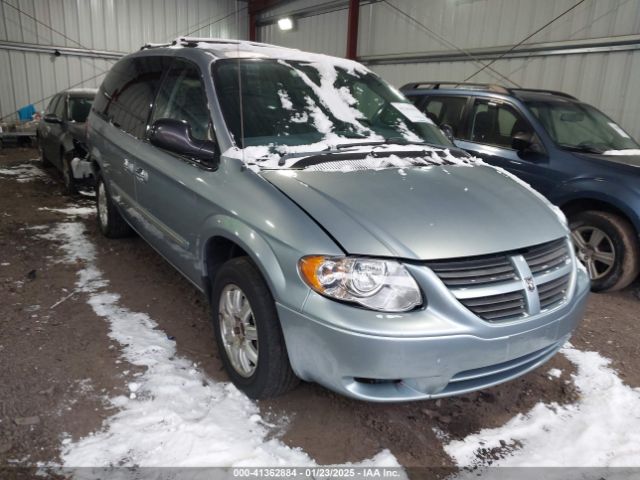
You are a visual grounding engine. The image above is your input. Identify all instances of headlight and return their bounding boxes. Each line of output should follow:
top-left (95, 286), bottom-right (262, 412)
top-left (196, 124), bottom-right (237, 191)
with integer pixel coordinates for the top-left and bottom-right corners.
top-left (298, 256), bottom-right (422, 312)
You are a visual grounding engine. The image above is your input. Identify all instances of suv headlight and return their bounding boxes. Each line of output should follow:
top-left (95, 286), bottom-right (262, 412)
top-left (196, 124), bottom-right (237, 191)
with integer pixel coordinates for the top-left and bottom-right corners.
top-left (298, 256), bottom-right (422, 312)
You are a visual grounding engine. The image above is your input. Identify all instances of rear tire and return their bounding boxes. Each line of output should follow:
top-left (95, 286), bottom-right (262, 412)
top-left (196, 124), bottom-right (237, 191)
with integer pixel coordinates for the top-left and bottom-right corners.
top-left (570, 210), bottom-right (639, 292)
top-left (96, 173), bottom-right (133, 238)
top-left (212, 257), bottom-right (299, 399)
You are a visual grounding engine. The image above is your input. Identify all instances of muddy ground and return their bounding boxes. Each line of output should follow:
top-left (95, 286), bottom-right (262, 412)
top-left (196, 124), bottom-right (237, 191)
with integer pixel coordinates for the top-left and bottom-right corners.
top-left (1, 147), bottom-right (638, 469)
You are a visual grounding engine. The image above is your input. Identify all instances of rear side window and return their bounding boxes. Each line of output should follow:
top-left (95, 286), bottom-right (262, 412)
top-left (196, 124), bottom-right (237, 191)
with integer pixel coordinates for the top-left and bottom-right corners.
top-left (150, 59), bottom-right (211, 141)
top-left (93, 56), bottom-right (170, 138)
top-left (421, 96), bottom-right (467, 137)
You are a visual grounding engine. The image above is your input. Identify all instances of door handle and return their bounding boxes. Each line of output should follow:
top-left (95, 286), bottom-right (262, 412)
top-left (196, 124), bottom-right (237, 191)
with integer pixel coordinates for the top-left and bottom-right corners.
top-left (134, 167), bottom-right (148, 182)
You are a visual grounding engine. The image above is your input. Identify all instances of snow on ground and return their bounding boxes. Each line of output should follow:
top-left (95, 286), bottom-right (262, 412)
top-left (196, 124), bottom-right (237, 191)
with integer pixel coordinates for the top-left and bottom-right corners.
top-left (38, 206), bottom-right (95, 217)
top-left (40, 218), bottom-right (399, 468)
top-left (0, 162), bottom-right (49, 182)
top-left (445, 344), bottom-right (640, 469)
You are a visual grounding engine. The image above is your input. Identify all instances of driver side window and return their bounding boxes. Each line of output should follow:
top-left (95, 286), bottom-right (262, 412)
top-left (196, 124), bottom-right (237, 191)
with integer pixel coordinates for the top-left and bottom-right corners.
top-left (150, 60), bottom-right (211, 141)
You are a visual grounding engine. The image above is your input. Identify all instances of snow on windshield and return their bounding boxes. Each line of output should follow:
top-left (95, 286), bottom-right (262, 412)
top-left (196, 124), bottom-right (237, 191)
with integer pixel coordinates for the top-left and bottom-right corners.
top-left (224, 144), bottom-right (481, 171)
top-left (212, 45), bottom-right (460, 171)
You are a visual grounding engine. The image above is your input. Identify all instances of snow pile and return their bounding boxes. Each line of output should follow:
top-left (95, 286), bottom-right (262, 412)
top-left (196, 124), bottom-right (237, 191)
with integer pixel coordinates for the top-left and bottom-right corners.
top-left (0, 162), bottom-right (48, 182)
top-left (38, 206), bottom-right (95, 217)
top-left (445, 344), bottom-right (640, 468)
top-left (602, 149), bottom-right (640, 156)
top-left (40, 219), bottom-right (399, 468)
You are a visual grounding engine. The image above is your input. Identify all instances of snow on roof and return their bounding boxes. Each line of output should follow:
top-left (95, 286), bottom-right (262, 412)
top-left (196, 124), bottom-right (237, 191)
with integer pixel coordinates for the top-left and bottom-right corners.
top-left (65, 87), bottom-right (98, 95)
top-left (169, 37), bottom-right (367, 73)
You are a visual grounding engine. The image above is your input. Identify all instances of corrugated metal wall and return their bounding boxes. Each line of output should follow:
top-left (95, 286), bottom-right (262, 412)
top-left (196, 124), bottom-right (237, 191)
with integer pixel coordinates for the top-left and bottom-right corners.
top-left (0, 0), bottom-right (247, 123)
top-left (257, 0), bottom-right (640, 140)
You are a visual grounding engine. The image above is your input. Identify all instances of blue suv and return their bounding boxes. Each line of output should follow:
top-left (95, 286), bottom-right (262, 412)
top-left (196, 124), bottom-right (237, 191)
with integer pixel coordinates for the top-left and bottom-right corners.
top-left (403, 82), bottom-right (640, 292)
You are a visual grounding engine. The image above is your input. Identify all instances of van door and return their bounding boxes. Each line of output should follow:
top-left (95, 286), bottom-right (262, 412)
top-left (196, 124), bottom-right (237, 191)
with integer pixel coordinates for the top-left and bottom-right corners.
top-left (132, 58), bottom-right (215, 284)
top-left (91, 56), bottom-right (167, 228)
top-left (455, 98), bottom-right (555, 194)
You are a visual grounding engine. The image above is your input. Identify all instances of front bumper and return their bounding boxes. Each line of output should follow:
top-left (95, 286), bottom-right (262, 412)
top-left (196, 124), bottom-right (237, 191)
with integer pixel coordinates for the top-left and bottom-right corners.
top-left (277, 266), bottom-right (590, 402)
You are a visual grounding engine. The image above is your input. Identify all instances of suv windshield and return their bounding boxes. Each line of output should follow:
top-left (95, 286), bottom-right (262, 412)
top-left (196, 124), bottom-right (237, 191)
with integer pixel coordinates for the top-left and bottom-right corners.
top-left (213, 59), bottom-right (451, 150)
top-left (526, 99), bottom-right (639, 153)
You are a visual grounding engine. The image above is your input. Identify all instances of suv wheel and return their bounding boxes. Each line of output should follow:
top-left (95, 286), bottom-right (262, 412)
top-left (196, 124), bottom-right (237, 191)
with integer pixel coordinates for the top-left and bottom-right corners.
top-left (62, 151), bottom-right (78, 195)
top-left (570, 210), bottom-right (640, 292)
top-left (96, 174), bottom-right (133, 238)
top-left (212, 257), bottom-right (299, 398)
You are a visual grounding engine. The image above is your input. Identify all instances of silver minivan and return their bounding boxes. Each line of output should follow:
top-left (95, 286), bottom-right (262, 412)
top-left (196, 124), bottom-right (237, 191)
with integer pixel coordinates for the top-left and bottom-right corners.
top-left (88, 38), bottom-right (590, 401)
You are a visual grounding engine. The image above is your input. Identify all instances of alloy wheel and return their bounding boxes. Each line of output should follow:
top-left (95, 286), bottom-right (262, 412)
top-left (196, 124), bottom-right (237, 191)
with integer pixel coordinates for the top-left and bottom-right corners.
top-left (571, 226), bottom-right (615, 280)
top-left (218, 284), bottom-right (259, 377)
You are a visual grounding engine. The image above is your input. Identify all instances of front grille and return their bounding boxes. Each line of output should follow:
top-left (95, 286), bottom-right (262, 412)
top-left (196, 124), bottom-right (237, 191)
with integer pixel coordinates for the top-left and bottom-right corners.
top-left (459, 290), bottom-right (526, 321)
top-left (426, 255), bottom-right (516, 287)
top-left (538, 273), bottom-right (571, 311)
top-left (523, 238), bottom-right (570, 274)
top-left (427, 238), bottom-right (573, 322)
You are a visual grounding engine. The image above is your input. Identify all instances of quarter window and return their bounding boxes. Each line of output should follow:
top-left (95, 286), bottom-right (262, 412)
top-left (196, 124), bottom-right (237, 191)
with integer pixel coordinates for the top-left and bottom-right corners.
top-left (469, 99), bottom-right (533, 148)
top-left (150, 60), bottom-right (211, 141)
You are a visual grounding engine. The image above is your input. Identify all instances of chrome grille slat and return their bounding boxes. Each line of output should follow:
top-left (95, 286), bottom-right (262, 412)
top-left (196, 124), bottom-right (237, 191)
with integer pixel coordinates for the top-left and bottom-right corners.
top-left (427, 238), bottom-right (572, 322)
top-left (462, 291), bottom-right (524, 307)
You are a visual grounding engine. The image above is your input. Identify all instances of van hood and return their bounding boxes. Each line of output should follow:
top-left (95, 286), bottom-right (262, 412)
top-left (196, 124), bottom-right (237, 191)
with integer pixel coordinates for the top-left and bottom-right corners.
top-left (263, 165), bottom-right (568, 260)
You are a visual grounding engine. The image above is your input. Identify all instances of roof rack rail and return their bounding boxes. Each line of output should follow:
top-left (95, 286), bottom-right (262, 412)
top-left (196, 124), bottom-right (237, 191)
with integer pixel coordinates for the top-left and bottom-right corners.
top-left (400, 81), bottom-right (510, 94)
top-left (140, 42), bottom-right (172, 50)
top-left (400, 82), bottom-right (578, 100)
top-left (509, 88), bottom-right (577, 100)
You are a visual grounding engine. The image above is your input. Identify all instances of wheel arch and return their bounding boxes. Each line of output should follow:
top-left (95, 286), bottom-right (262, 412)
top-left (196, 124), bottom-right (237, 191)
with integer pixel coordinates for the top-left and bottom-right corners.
top-left (560, 195), bottom-right (639, 236)
top-left (200, 217), bottom-right (288, 306)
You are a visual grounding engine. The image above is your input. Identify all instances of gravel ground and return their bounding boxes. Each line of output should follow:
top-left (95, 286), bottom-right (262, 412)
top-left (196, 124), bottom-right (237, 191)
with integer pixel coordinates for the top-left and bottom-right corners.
top-left (1, 147), bottom-right (638, 471)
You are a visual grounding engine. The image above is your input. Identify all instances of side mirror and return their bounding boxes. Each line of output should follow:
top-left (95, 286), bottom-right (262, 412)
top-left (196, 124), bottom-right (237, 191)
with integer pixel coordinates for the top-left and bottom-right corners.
top-left (512, 132), bottom-right (545, 156)
top-left (44, 113), bottom-right (61, 124)
top-left (441, 124), bottom-right (455, 142)
top-left (149, 118), bottom-right (217, 164)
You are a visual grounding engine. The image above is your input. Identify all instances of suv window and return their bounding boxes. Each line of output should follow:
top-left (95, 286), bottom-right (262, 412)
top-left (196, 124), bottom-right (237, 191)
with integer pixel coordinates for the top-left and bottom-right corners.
top-left (422, 96), bottom-right (467, 136)
top-left (68, 96), bottom-right (93, 123)
top-left (53, 94), bottom-right (66, 119)
top-left (469, 99), bottom-right (533, 148)
top-left (93, 56), bottom-right (169, 138)
top-left (150, 59), bottom-right (211, 141)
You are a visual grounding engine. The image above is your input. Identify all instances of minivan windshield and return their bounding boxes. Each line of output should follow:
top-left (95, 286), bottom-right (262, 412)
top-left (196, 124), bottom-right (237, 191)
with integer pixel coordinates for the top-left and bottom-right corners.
top-left (213, 59), bottom-right (452, 151)
top-left (526, 99), bottom-right (639, 154)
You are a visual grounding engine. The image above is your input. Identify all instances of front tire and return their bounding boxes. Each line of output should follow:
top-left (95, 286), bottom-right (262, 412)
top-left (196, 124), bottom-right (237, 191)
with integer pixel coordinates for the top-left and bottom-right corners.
top-left (212, 257), bottom-right (299, 398)
top-left (96, 174), bottom-right (133, 238)
top-left (570, 210), bottom-right (640, 292)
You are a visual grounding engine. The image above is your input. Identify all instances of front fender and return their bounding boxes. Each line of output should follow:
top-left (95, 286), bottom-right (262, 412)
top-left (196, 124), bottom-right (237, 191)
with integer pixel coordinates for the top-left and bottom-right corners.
top-left (551, 177), bottom-right (640, 231)
top-left (199, 214), bottom-right (310, 310)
